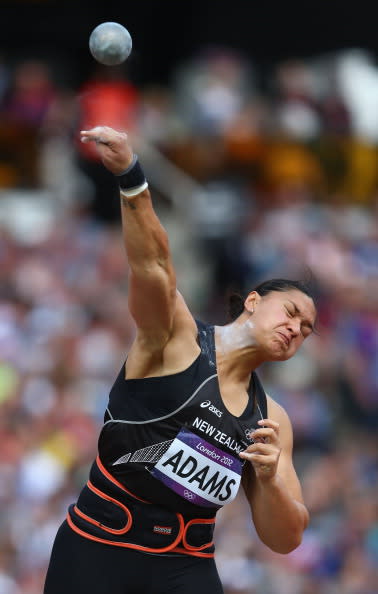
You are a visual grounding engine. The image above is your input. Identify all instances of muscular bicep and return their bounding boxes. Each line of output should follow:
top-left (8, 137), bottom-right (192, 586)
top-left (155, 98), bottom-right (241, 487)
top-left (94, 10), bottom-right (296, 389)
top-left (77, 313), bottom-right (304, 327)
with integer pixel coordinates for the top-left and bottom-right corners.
top-left (128, 263), bottom-right (177, 347)
top-left (126, 282), bottom-right (200, 378)
top-left (119, 187), bottom-right (179, 348)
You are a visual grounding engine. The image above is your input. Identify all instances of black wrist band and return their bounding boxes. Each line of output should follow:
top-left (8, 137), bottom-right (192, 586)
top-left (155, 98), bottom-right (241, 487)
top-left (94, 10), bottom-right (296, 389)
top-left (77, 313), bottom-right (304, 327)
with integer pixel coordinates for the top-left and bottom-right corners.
top-left (116, 155), bottom-right (146, 191)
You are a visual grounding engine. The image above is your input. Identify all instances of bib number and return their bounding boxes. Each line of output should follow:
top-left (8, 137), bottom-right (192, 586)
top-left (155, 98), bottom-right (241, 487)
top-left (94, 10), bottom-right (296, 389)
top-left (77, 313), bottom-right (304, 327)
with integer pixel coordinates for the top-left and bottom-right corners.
top-left (151, 428), bottom-right (242, 507)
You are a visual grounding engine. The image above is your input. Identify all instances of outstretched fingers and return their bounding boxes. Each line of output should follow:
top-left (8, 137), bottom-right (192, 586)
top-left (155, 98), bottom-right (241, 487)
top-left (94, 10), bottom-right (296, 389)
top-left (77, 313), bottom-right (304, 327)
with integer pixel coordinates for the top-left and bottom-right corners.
top-left (79, 126), bottom-right (133, 174)
top-left (80, 126), bottom-right (128, 146)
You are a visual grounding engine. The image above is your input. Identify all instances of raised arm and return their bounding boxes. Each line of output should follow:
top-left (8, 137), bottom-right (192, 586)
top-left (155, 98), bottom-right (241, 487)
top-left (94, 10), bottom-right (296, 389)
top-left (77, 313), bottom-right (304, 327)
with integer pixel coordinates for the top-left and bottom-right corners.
top-left (80, 127), bottom-right (183, 370)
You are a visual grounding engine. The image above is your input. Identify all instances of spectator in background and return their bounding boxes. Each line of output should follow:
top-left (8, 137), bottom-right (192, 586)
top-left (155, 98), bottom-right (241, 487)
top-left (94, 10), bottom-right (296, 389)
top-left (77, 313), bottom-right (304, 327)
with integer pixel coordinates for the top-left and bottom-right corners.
top-left (336, 49), bottom-right (378, 203)
top-left (74, 64), bottom-right (140, 223)
top-left (272, 59), bottom-right (322, 143)
top-left (168, 48), bottom-right (254, 183)
top-left (335, 285), bottom-right (378, 431)
top-left (0, 60), bottom-right (59, 187)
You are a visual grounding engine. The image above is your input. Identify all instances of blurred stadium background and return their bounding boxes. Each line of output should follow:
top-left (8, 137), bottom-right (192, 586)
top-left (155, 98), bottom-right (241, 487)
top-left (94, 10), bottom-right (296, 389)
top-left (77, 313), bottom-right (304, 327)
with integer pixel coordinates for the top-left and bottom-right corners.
top-left (0, 1), bottom-right (377, 592)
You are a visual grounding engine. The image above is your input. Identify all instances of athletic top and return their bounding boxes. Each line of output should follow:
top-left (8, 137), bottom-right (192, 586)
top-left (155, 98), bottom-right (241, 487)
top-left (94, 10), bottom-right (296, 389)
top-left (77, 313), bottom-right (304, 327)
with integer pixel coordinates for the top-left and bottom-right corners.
top-left (67, 321), bottom-right (268, 556)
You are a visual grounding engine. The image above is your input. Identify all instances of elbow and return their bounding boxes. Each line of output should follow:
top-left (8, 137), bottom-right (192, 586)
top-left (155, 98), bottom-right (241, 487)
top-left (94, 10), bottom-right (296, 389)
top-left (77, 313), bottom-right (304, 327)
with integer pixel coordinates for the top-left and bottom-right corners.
top-left (265, 519), bottom-right (307, 554)
top-left (268, 532), bottom-right (303, 555)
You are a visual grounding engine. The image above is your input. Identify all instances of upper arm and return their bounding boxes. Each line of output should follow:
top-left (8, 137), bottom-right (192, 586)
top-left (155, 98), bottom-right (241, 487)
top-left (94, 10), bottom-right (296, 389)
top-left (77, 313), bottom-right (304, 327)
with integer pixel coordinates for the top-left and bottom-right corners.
top-left (242, 396), bottom-right (306, 504)
top-left (128, 262), bottom-right (177, 348)
top-left (120, 188), bottom-right (179, 350)
top-left (126, 284), bottom-right (200, 377)
top-left (267, 396), bottom-right (305, 503)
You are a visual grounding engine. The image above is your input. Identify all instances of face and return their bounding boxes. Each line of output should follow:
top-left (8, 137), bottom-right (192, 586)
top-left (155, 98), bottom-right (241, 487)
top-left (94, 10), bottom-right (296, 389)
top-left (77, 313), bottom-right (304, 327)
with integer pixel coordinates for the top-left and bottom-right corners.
top-left (245, 289), bottom-right (316, 361)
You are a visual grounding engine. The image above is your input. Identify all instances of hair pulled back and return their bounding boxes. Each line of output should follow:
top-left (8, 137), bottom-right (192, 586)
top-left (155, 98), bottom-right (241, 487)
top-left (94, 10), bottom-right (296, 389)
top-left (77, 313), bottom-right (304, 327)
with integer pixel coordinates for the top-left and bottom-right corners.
top-left (228, 278), bottom-right (316, 321)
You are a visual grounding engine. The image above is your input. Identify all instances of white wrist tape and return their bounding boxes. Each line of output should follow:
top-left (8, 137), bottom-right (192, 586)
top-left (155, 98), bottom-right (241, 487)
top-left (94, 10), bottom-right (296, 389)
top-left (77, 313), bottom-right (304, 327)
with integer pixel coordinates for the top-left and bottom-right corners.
top-left (120, 181), bottom-right (149, 198)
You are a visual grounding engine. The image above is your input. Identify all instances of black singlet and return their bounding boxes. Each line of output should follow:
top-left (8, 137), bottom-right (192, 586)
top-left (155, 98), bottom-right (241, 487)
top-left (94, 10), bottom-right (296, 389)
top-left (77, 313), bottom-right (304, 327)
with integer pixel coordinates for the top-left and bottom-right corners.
top-left (63, 322), bottom-right (267, 557)
top-left (44, 321), bottom-right (268, 593)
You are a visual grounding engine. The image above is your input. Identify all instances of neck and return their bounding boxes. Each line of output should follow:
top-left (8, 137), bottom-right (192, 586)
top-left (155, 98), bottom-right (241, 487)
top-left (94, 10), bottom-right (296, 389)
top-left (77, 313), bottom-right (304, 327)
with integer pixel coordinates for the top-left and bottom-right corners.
top-left (214, 316), bottom-right (264, 380)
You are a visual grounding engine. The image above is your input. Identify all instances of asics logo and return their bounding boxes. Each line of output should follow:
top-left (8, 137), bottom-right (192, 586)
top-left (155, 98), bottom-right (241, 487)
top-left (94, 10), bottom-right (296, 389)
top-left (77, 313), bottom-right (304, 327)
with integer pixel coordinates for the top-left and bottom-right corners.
top-left (200, 400), bottom-right (223, 417)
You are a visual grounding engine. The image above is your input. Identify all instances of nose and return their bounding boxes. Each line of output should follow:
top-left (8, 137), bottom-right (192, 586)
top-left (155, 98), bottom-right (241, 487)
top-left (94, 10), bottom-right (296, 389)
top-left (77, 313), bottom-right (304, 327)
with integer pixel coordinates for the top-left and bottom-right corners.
top-left (288, 319), bottom-right (301, 336)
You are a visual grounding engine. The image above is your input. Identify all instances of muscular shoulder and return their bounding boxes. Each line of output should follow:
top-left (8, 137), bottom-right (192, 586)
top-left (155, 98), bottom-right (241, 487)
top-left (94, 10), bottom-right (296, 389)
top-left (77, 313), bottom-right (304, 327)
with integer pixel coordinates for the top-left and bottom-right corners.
top-left (267, 395), bottom-right (288, 422)
top-left (126, 290), bottom-right (200, 378)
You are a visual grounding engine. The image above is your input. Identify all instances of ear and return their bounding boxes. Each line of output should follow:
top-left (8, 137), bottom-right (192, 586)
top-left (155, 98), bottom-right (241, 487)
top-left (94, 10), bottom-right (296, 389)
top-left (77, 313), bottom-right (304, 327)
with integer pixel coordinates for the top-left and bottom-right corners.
top-left (244, 291), bottom-right (260, 314)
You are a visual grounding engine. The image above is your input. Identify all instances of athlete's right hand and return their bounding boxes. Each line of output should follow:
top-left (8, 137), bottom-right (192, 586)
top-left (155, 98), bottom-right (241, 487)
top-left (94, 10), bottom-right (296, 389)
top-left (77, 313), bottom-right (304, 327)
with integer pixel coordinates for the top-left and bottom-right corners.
top-left (80, 126), bottom-right (134, 175)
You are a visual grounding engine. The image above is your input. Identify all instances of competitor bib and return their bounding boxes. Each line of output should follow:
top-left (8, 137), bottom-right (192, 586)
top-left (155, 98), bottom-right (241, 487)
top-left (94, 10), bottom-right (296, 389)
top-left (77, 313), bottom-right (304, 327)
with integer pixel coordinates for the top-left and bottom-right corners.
top-left (151, 428), bottom-right (243, 507)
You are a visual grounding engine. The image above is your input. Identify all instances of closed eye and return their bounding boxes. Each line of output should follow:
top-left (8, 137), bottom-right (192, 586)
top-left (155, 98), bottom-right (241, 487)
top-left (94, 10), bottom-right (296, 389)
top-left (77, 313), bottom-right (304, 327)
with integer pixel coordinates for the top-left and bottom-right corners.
top-left (300, 324), bottom-right (313, 338)
top-left (285, 300), bottom-right (315, 337)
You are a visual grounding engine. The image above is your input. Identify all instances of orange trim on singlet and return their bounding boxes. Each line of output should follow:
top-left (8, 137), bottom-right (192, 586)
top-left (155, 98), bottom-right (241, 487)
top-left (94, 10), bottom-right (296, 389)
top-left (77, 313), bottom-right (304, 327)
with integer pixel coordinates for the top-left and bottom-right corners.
top-left (73, 481), bottom-right (132, 535)
top-left (182, 517), bottom-right (215, 551)
top-left (68, 454), bottom-right (215, 557)
top-left (170, 546), bottom-right (215, 558)
top-left (95, 455), bottom-right (150, 503)
top-left (67, 511), bottom-right (186, 554)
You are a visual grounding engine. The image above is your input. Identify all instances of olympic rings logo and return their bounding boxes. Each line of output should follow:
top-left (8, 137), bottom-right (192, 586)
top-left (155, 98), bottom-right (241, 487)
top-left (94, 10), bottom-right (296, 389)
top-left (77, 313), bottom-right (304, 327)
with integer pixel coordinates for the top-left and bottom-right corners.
top-left (184, 490), bottom-right (195, 500)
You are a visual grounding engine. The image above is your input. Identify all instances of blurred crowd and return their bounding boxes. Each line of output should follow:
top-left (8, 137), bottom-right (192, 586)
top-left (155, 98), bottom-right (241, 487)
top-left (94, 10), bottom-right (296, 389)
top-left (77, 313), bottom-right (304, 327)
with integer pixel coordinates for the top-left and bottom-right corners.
top-left (0, 46), bottom-right (377, 593)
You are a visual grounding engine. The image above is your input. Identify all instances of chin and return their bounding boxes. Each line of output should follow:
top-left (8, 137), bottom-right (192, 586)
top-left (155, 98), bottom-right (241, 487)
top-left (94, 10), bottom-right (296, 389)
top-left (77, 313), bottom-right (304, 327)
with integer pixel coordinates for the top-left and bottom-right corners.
top-left (268, 354), bottom-right (290, 362)
top-left (266, 339), bottom-right (297, 362)
top-left (267, 348), bottom-right (294, 362)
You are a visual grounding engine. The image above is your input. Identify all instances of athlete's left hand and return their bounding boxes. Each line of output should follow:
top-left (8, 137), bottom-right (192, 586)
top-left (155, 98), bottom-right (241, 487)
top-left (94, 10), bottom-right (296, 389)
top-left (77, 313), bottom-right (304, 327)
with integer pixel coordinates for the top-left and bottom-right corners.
top-left (239, 419), bottom-right (281, 481)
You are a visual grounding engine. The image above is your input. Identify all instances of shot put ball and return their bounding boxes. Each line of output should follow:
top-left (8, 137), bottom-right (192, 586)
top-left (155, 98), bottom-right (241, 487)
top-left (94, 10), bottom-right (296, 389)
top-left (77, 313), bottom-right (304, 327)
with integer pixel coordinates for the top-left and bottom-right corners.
top-left (89, 22), bottom-right (132, 66)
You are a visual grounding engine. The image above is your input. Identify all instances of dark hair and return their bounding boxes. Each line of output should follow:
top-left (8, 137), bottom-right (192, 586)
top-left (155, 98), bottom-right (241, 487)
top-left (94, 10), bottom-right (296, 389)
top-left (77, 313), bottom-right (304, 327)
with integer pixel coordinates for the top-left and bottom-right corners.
top-left (228, 278), bottom-right (316, 321)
